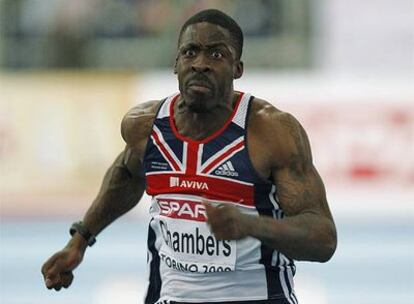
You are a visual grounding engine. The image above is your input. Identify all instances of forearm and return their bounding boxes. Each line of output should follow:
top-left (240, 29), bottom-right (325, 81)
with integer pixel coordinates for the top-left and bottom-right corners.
top-left (82, 152), bottom-right (145, 236)
top-left (246, 212), bottom-right (337, 262)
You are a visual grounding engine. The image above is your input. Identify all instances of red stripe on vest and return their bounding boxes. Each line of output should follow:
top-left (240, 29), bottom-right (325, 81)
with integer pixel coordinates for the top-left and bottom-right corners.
top-left (146, 174), bottom-right (254, 206)
top-left (201, 140), bottom-right (245, 174)
top-left (185, 142), bottom-right (199, 175)
top-left (151, 130), bottom-right (181, 171)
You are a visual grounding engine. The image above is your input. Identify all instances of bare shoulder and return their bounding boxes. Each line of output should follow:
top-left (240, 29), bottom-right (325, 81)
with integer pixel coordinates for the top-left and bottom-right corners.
top-left (249, 97), bottom-right (312, 169)
top-left (249, 97), bottom-right (302, 143)
top-left (121, 100), bottom-right (162, 146)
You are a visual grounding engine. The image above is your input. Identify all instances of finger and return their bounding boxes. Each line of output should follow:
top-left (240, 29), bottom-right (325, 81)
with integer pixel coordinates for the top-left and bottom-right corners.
top-left (54, 285), bottom-right (62, 291)
top-left (204, 202), bottom-right (219, 218)
top-left (46, 274), bottom-right (61, 289)
top-left (217, 228), bottom-right (231, 240)
top-left (209, 206), bottom-right (227, 223)
top-left (45, 261), bottom-right (63, 288)
top-left (207, 217), bottom-right (224, 236)
top-left (45, 278), bottom-right (54, 289)
top-left (45, 260), bottom-right (60, 278)
top-left (41, 254), bottom-right (58, 277)
top-left (212, 230), bottom-right (225, 240)
top-left (61, 272), bottom-right (74, 288)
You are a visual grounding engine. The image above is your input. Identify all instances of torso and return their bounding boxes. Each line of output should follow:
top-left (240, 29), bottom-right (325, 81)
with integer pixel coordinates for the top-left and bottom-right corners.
top-left (129, 92), bottom-right (296, 303)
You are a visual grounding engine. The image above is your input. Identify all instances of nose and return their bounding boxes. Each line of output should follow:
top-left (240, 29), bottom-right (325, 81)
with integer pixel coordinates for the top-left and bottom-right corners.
top-left (191, 54), bottom-right (210, 73)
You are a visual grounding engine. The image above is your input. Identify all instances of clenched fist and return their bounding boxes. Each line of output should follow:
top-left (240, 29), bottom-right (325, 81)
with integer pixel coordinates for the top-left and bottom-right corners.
top-left (204, 201), bottom-right (253, 240)
top-left (41, 236), bottom-right (86, 291)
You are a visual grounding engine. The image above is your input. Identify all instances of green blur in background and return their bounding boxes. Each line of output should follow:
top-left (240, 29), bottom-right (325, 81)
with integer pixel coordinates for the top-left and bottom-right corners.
top-left (0, 0), bottom-right (312, 70)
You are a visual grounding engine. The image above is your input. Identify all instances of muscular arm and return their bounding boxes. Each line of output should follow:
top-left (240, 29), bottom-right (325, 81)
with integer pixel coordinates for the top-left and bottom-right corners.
top-left (68, 146), bottom-right (145, 251)
top-left (248, 113), bottom-right (337, 262)
top-left (82, 146), bottom-right (145, 237)
top-left (73, 101), bottom-right (161, 245)
top-left (205, 109), bottom-right (337, 262)
top-left (42, 101), bottom-right (159, 290)
top-left (77, 100), bottom-right (160, 242)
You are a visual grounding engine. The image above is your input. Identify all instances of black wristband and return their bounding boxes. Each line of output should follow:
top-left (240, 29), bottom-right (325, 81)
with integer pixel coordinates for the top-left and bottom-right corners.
top-left (69, 221), bottom-right (96, 247)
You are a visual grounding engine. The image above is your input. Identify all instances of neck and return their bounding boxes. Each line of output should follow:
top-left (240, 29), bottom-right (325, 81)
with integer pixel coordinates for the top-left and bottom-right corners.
top-left (174, 90), bottom-right (238, 141)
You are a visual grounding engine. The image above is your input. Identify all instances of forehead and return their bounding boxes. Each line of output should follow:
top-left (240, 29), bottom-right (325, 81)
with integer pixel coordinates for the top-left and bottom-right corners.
top-left (179, 22), bottom-right (233, 47)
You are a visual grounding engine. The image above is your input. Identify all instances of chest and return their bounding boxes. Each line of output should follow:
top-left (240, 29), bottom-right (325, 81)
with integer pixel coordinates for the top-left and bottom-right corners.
top-left (144, 119), bottom-right (271, 183)
top-left (143, 128), bottom-right (263, 205)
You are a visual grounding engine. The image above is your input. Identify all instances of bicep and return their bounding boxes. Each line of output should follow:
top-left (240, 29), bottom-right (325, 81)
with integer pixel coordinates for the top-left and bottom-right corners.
top-left (270, 113), bottom-right (332, 219)
top-left (273, 165), bottom-right (332, 219)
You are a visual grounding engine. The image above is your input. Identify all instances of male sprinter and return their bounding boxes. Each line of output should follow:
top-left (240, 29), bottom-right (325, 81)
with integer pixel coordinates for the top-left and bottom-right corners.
top-left (42, 9), bottom-right (337, 304)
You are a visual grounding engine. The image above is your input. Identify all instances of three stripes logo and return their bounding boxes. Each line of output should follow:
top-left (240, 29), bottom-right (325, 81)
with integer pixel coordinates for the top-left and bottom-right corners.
top-left (214, 161), bottom-right (239, 177)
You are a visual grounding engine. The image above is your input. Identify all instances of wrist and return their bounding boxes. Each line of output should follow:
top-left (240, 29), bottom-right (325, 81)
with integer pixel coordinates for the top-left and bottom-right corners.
top-left (67, 233), bottom-right (88, 253)
top-left (69, 221), bottom-right (97, 247)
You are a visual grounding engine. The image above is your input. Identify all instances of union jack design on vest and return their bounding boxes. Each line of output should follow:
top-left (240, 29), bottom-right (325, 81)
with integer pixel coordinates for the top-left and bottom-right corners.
top-left (143, 92), bottom-right (298, 304)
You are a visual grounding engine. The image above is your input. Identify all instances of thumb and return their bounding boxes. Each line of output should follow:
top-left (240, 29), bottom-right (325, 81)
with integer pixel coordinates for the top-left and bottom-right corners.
top-left (45, 260), bottom-right (63, 287)
top-left (46, 275), bottom-right (60, 289)
top-left (45, 276), bottom-right (56, 288)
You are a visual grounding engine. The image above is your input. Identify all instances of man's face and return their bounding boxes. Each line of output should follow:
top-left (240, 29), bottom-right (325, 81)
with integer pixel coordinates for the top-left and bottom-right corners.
top-left (175, 22), bottom-right (243, 113)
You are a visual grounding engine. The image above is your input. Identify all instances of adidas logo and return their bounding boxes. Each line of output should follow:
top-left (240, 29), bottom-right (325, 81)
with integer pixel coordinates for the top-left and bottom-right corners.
top-left (214, 161), bottom-right (239, 177)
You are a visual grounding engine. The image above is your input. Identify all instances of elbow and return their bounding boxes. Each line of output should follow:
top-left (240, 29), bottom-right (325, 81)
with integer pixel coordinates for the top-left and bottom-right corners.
top-left (318, 238), bottom-right (337, 262)
top-left (317, 227), bottom-right (337, 263)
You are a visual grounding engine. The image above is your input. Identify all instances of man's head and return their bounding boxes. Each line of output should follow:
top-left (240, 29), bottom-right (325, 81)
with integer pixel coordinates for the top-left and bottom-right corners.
top-left (178, 9), bottom-right (244, 60)
top-left (175, 9), bottom-right (244, 113)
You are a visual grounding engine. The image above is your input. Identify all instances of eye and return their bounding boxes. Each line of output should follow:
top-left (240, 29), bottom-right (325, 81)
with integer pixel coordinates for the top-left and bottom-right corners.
top-left (211, 50), bottom-right (223, 59)
top-left (183, 49), bottom-right (196, 57)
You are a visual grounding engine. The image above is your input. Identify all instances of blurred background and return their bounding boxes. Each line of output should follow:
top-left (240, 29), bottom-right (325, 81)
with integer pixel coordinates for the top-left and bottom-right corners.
top-left (0, 0), bottom-right (413, 303)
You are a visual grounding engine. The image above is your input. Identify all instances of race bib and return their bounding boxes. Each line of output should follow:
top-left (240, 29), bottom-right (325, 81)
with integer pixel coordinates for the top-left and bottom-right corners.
top-left (155, 197), bottom-right (237, 273)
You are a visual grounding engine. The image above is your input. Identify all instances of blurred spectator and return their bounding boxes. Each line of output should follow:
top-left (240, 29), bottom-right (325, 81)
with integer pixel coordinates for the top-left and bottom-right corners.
top-left (50, 0), bottom-right (96, 67)
top-left (0, 0), bottom-right (310, 69)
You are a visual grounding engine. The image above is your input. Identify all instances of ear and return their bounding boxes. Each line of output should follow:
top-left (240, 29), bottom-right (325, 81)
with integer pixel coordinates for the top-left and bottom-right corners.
top-left (233, 60), bottom-right (244, 79)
